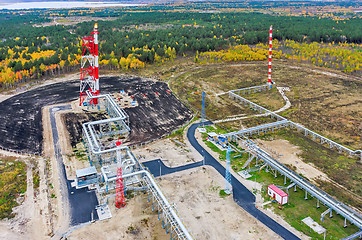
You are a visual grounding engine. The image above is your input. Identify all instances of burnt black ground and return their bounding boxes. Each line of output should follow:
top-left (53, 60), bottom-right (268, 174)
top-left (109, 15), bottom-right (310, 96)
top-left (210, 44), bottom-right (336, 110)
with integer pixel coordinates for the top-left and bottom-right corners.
top-left (63, 111), bottom-right (108, 148)
top-left (0, 76), bottom-right (193, 154)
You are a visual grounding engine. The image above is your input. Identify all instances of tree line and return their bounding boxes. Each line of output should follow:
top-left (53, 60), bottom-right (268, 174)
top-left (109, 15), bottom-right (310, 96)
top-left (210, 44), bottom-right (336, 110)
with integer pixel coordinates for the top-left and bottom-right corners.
top-left (0, 5), bottom-right (361, 88)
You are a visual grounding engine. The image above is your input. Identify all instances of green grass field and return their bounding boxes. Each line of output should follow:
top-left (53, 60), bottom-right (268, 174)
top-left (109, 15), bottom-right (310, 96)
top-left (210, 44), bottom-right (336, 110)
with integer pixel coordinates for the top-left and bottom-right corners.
top-left (200, 131), bottom-right (359, 239)
top-left (0, 157), bottom-right (27, 219)
top-left (253, 129), bottom-right (362, 210)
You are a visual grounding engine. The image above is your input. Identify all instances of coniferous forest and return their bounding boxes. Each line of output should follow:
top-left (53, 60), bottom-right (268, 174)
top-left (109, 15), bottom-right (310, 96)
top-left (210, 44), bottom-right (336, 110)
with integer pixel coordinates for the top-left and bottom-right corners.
top-left (0, 1), bottom-right (361, 88)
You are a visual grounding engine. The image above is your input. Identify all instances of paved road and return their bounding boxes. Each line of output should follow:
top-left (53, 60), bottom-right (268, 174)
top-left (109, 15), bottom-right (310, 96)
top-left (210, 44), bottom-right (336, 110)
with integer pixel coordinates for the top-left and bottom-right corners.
top-left (143, 122), bottom-right (300, 240)
top-left (50, 106), bottom-right (99, 226)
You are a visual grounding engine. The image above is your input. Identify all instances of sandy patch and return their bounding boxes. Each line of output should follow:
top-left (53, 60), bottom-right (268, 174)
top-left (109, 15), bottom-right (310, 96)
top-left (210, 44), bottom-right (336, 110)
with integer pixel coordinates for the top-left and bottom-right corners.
top-left (134, 138), bottom-right (200, 167)
top-left (42, 104), bottom-right (72, 238)
top-left (0, 156), bottom-right (50, 240)
top-left (258, 139), bottom-right (329, 182)
top-left (193, 127), bottom-right (308, 239)
top-left (158, 166), bottom-right (281, 240)
top-left (69, 193), bottom-right (169, 240)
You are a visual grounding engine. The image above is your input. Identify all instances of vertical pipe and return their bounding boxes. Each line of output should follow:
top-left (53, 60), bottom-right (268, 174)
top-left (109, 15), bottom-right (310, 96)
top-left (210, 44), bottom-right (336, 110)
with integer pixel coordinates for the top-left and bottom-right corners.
top-left (317, 199), bottom-right (320, 208)
top-left (305, 190), bottom-right (308, 200)
top-left (201, 92), bottom-right (206, 123)
top-left (225, 146), bottom-right (232, 194)
top-left (268, 25), bottom-right (273, 87)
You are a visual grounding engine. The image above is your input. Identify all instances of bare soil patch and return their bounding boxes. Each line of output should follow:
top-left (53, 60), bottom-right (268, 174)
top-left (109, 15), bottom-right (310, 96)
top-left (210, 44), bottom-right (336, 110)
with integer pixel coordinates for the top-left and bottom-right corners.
top-left (133, 135), bottom-right (307, 240)
top-left (0, 154), bottom-right (49, 240)
top-left (69, 193), bottom-right (170, 240)
top-left (258, 139), bottom-right (329, 182)
top-left (158, 166), bottom-right (282, 240)
top-left (133, 138), bottom-right (199, 167)
top-left (33, 16), bottom-right (117, 27)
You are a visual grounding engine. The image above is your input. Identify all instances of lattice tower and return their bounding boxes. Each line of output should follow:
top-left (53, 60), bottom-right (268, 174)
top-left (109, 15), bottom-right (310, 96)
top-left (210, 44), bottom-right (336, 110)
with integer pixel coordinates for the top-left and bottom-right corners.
top-left (80, 23), bottom-right (99, 105)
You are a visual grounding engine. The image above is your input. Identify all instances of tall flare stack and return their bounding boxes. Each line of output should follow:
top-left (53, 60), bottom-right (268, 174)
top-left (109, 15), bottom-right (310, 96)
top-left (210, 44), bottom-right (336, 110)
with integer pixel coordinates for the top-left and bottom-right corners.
top-left (268, 25), bottom-right (273, 88)
top-left (79, 23), bottom-right (100, 105)
top-left (93, 23), bottom-right (99, 102)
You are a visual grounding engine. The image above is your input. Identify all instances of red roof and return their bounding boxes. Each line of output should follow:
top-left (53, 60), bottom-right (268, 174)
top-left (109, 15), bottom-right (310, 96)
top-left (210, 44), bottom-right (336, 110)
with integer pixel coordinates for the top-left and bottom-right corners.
top-left (268, 185), bottom-right (288, 197)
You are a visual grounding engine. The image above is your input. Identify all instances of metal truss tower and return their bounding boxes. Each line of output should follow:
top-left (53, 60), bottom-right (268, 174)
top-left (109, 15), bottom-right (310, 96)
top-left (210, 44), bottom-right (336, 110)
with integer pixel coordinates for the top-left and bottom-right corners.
top-left (225, 145), bottom-right (232, 194)
top-left (201, 91), bottom-right (206, 123)
top-left (80, 23), bottom-right (99, 106)
top-left (115, 142), bottom-right (126, 208)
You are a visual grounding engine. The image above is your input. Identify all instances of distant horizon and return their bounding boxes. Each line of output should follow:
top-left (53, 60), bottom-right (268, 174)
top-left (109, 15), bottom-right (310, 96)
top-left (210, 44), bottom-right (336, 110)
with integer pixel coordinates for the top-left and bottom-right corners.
top-left (0, 1), bottom-right (144, 10)
top-left (2, 0), bottom-right (361, 2)
top-left (0, 0), bottom-right (360, 11)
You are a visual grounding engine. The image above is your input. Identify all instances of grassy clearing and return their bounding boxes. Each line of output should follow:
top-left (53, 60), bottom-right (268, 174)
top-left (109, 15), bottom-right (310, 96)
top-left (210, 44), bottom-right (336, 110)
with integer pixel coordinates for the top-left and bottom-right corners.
top-left (172, 63), bottom-right (268, 120)
top-left (169, 59), bottom-right (361, 150)
top-left (33, 167), bottom-right (40, 189)
top-left (219, 189), bottom-right (230, 198)
top-left (201, 134), bottom-right (359, 239)
top-left (201, 125), bottom-right (248, 166)
top-left (168, 115), bottom-right (198, 142)
top-left (135, 56), bottom-right (197, 82)
top-left (254, 168), bottom-right (360, 240)
top-left (0, 157), bottom-right (27, 219)
top-left (169, 58), bottom-right (361, 205)
top-left (254, 129), bottom-right (362, 210)
top-left (141, 52), bottom-right (361, 239)
top-left (243, 87), bottom-right (284, 111)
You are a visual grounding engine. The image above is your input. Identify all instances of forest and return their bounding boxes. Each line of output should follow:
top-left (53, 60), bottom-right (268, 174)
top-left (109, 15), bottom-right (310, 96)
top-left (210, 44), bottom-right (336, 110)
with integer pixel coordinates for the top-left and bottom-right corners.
top-left (0, 2), bottom-right (361, 88)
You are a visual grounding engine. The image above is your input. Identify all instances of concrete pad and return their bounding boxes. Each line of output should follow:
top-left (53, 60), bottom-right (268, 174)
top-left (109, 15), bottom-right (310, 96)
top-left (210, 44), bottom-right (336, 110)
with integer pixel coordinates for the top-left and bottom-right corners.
top-left (96, 204), bottom-right (112, 221)
top-left (238, 170), bottom-right (252, 179)
top-left (197, 128), bottom-right (206, 133)
top-left (302, 217), bottom-right (326, 234)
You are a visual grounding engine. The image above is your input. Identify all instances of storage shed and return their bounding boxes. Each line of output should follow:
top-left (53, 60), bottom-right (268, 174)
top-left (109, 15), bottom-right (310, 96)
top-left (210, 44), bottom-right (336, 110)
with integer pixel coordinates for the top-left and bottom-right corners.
top-left (267, 185), bottom-right (288, 205)
top-left (207, 132), bottom-right (218, 141)
top-left (76, 166), bottom-right (98, 189)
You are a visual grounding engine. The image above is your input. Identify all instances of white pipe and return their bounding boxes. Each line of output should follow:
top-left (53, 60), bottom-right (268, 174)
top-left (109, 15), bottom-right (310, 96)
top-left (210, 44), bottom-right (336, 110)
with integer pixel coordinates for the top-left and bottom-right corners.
top-left (82, 93), bottom-right (130, 154)
top-left (249, 142), bottom-right (362, 228)
top-left (122, 170), bottom-right (194, 240)
top-left (229, 89), bottom-right (361, 156)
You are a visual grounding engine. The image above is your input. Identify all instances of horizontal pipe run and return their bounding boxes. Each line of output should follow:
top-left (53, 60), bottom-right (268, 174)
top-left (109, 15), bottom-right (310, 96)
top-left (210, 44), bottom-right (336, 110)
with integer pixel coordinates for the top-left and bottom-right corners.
top-left (223, 120), bottom-right (289, 138)
top-left (122, 170), bottom-right (194, 240)
top-left (228, 88), bottom-right (361, 157)
top-left (244, 140), bottom-right (362, 228)
top-left (82, 93), bottom-right (130, 155)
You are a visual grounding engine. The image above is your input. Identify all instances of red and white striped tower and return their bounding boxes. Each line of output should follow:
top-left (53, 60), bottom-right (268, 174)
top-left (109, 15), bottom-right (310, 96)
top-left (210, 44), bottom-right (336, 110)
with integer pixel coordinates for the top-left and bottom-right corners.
top-left (93, 23), bottom-right (99, 104)
top-left (115, 140), bottom-right (126, 208)
top-left (268, 25), bottom-right (274, 88)
top-left (79, 23), bottom-right (99, 106)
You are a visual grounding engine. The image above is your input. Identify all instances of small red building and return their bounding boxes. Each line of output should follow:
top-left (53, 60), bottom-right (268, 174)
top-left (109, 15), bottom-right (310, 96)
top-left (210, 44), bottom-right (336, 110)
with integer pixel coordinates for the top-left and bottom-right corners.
top-left (267, 185), bottom-right (288, 205)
